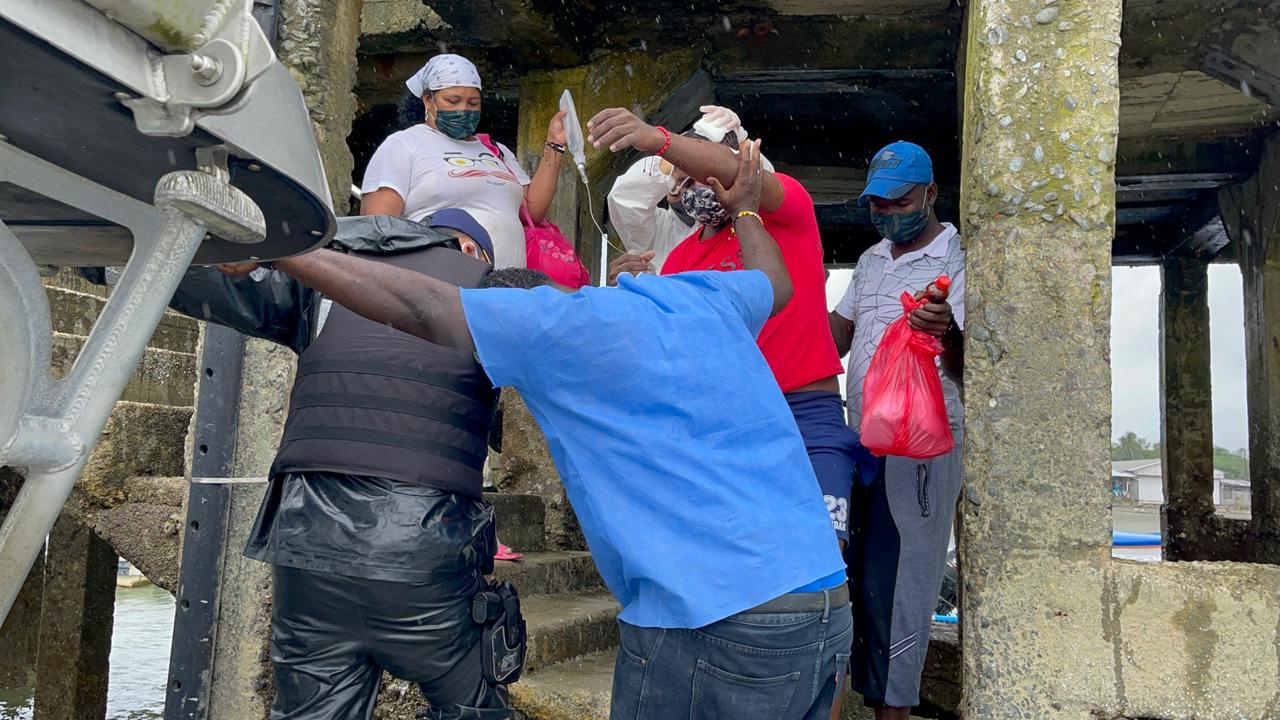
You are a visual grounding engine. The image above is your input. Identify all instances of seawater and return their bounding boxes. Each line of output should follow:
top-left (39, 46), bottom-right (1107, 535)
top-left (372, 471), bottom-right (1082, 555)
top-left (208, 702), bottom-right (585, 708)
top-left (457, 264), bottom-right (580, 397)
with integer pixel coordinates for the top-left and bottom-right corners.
top-left (0, 584), bottom-right (173, 720)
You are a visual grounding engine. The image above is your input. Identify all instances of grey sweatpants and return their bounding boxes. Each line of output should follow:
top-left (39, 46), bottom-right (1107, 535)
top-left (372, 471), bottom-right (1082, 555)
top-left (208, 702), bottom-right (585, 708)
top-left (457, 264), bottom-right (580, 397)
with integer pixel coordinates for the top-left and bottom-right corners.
top-left (844, 428), bottom-right (962, 708)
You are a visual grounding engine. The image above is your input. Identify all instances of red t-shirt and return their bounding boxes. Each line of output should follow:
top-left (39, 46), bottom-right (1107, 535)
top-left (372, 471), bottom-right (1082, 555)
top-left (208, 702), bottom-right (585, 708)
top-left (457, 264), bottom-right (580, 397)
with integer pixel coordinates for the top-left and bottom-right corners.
top-left (660, 173), bottom-right (843, 393)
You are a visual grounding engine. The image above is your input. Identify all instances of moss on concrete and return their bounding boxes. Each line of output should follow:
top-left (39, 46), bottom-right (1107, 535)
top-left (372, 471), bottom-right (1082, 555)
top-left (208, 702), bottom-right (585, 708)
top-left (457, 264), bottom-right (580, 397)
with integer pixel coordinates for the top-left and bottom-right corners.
top-left (34, 514), bottom-right (117, 719)
top-left (90, 503), bottom-right (182, 593)
top-left (81, 402), bottom-right (192, 501)
top-left (278, 0), bottom-right (365, 214)
top-left (496, 392), bottom-right (585, 551)
top-left (515, 48), bottom-right (704, 283)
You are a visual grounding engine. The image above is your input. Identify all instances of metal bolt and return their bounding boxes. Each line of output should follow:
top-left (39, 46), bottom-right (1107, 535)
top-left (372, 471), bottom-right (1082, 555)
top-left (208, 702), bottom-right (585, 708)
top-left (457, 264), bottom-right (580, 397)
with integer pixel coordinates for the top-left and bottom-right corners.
top-left (247, 163), bottom-right (262, 172)
top-left (189, 54), bottom-right (223, 86)
top-left (113, 91), bottom-right (131, 101)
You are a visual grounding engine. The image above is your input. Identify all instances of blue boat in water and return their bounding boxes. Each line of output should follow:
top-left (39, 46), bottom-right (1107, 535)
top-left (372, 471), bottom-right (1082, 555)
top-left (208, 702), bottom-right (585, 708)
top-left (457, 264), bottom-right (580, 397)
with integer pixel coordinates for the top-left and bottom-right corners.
top-left (1112, 531), bottom-right (1162, 548)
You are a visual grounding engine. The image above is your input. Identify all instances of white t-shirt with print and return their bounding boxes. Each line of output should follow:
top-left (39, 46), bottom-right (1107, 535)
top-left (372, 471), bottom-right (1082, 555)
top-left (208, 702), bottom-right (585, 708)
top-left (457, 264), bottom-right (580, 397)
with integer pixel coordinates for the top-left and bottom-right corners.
top-left (834, 223), bottom-right (966, 430)
top-left (361, 124), bottom-right (532, 268)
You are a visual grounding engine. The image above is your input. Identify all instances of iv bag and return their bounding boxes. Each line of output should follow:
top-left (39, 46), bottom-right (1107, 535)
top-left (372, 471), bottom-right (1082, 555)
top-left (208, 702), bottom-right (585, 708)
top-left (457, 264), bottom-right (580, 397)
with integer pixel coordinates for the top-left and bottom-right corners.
top-left (559, 89), bottom-right (587, 170)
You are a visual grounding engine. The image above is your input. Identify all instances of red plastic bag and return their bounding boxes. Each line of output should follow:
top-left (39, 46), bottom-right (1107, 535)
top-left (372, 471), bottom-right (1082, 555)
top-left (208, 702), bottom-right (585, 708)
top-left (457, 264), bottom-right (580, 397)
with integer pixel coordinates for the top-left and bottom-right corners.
top-left (858, 289), bottom-right (954, 459)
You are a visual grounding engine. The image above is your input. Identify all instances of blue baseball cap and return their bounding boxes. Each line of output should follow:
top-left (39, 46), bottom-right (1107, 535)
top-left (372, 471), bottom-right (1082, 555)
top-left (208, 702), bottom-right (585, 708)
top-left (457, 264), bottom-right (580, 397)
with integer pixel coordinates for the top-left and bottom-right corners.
top-left (857, 141), bottom-right (934, 206)
top-left (426, 209), bottom-right (494, 262)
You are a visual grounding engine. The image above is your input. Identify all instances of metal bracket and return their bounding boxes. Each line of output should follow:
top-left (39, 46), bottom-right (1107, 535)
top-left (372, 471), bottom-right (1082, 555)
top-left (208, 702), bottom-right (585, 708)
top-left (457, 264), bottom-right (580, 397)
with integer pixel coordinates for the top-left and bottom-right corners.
top-left (122, 38), bottom-right (251, 137)
top-left (81, 0), bottom-right (275, 137)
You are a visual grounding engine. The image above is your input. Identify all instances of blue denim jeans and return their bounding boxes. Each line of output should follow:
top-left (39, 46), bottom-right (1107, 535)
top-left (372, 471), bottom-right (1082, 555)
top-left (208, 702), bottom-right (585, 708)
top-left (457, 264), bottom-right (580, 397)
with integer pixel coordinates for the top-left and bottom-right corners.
top-left (609, 590), bottom-right (853, 720)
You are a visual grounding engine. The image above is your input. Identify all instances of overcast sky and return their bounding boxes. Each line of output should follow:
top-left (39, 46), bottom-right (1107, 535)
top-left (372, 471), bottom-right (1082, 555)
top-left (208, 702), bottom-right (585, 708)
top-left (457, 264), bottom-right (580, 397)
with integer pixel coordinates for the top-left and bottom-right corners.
top-left (1110, 265), bottom-right (1249, 452)
top-left (826, 264), bottom-right (1250, 452)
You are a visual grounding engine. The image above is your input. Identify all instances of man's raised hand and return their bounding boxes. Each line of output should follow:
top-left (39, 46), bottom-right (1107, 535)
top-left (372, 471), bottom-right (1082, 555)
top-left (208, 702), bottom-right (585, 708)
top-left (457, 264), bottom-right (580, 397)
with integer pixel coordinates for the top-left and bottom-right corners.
top-left (587, 108), bottom-right (666, 154)
top-left (707, 139), bottom-right (763, 216)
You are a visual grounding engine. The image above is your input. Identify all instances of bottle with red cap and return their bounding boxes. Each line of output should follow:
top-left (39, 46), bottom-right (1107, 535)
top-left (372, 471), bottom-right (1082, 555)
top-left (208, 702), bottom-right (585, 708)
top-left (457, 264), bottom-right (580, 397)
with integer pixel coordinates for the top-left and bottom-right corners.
top-left (925, 274), bottom-right (951, 303)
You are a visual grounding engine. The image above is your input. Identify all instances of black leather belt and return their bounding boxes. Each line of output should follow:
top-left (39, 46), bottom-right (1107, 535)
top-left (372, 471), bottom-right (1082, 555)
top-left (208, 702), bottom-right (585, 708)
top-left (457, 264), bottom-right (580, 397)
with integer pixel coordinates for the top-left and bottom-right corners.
top-left (743, 584), bottom-right (850, 614)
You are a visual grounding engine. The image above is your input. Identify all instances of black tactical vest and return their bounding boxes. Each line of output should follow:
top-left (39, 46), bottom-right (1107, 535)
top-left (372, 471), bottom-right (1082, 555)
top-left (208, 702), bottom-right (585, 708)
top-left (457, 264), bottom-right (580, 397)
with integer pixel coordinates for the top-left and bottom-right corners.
top-left (270, 246), bottom-right (494, 498)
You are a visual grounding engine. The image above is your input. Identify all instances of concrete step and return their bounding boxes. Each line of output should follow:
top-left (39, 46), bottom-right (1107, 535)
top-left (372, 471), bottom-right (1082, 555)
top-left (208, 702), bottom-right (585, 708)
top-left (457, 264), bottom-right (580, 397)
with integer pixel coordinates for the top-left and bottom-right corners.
top-left (491, 551), bottom-right (603, 597)
top-left (522, 590), bottom-right (620, 673)
top-left (51, 333), bottom-right (197, 406)
top-left (511, 649), bottom-right (614, 720)
top-left (486, 491), bottom-right (546, 553)
top-left (81, 402), bottom-right (192, 490)
top-left (44, 285), bottom-right (199, 353)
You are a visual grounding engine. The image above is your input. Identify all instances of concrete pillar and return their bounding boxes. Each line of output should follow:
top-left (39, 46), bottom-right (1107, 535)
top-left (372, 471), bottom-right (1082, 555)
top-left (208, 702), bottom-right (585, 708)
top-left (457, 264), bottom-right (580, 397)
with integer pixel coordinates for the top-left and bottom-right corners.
top-left (1220, 133), bottom-right (1280, 563)
top-left (203, 340), bottom-right (295, 719)
top-left (515, 49), bottom-right (704, 282)
top-left (0, 468), bottom-right (41, 694)
top-left (33, 515), bottom-right (117, 720)
top-left (277, 0), bottom-right (363, 215)
top-left (1159, 254), bottom-right (1250, 560)
top-left (957, 0), bottom-right (1122, 714)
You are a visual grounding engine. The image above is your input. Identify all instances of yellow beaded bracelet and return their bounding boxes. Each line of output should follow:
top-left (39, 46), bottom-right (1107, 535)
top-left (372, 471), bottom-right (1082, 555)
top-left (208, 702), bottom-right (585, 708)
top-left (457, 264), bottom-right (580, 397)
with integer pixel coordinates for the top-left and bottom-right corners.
top-left (734, 210), bottom-right (764, 225)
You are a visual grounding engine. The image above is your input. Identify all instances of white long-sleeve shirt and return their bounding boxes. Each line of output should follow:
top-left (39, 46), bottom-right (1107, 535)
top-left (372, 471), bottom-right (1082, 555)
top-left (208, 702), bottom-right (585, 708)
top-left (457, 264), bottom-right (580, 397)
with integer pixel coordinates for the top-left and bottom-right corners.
top-left (606, 156), bottom-right (696, 271)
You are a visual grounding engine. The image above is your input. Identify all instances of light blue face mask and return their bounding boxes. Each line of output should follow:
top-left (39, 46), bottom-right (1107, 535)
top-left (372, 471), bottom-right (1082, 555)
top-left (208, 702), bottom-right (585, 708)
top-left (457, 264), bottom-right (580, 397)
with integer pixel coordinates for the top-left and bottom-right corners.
top-left (871, 202), bottom-right (931, 245)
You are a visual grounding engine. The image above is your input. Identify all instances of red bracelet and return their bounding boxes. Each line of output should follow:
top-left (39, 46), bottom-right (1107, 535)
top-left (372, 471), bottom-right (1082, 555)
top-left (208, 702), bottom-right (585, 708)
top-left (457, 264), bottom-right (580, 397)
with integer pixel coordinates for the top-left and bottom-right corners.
top-left (654, 125), bottom-right (672, 157)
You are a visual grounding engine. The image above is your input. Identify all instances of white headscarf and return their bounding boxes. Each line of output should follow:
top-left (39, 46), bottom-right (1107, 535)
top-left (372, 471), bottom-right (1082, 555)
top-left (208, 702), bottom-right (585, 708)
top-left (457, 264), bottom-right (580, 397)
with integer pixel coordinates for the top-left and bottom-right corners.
top-left (405, 54), bottom-right (483, 97)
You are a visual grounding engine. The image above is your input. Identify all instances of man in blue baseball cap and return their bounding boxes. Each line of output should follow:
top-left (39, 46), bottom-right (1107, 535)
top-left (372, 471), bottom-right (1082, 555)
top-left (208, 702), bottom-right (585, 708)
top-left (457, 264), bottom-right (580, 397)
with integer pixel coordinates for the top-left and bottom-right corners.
top-left (827, 141), bottom-right (966, 720)
top-left (426, 208), bottom-right (496, 265)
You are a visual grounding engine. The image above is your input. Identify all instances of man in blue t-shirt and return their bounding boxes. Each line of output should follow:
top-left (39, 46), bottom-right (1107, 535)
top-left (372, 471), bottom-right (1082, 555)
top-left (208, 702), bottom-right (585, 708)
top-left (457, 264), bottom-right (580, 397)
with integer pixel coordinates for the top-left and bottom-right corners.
top-left (272, 141), bottom-right (851, 720)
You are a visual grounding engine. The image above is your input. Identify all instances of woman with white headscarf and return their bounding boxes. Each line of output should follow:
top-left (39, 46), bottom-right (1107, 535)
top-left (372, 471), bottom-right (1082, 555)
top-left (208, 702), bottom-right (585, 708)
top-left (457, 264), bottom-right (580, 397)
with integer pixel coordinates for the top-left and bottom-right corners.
top-left (361, 54), bottom-right (567, 268)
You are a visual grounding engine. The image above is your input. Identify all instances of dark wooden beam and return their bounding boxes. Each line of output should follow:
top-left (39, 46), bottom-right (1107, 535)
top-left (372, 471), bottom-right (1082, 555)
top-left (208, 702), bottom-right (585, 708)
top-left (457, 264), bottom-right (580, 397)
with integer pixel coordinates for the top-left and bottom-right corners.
top-left (1163, 200), bottom-right (1232, 259)
top-left (1117, 133), bottom-right (1267, 176)
top-left (717, 68), bottom-right (954, 96)
top-left (708, 12), bottom-right (960, 74)
top-left (1115, 173), bottom-right (1246, 205)
top-left (1117, 173), bottom-right (1246, 191)
top-left (1113, 193), bottom-right (1232, 264)
top-left (1201, 40), bottom-right (1280, 109)
top-left (717, 71), bottom-right (958, 170)
top-left (1117, 206), bottom-right (1183, 225)
top-left (647, 69), bottom-right (715, 132)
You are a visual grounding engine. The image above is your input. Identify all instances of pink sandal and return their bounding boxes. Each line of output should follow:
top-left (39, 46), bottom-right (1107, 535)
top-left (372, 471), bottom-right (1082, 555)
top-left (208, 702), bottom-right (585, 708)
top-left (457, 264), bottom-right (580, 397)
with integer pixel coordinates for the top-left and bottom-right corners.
top-left (494, 542), bottom-right (523, 562)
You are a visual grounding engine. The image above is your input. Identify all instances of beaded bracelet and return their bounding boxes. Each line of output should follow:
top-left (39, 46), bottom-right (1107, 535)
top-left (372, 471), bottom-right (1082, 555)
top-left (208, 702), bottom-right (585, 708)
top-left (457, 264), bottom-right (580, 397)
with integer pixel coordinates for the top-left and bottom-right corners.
top-left (734, 210), bottom-right (764, 225)
top-left (654, 125), bottom-right (672, 157)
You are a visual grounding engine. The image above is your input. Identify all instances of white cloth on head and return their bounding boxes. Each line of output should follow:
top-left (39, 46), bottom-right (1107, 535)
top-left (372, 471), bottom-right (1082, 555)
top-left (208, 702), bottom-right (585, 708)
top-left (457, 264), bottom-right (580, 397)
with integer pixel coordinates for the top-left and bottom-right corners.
top-left (360, 125), bottom-right (531, 268)
top-left (406, 54), bottom-right (483, 97)
top-left (696, 105), bottom-right (748, 144)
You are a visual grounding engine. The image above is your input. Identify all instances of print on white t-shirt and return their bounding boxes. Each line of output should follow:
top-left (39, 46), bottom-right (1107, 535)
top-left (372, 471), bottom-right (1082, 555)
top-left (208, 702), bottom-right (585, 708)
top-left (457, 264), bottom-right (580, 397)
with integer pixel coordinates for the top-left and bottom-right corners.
top-left (361, 124), bottom-right (532, 268)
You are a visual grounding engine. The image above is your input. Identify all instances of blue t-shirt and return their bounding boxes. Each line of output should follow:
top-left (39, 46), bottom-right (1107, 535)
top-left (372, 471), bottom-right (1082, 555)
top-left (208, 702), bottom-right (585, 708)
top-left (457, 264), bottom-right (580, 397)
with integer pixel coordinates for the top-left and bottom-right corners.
top-left (461, 270), bottom-right (845, 628)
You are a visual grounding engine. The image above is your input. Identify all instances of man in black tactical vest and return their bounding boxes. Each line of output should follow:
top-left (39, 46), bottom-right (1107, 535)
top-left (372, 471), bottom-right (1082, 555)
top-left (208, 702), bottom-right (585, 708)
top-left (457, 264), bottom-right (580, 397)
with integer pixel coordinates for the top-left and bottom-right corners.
top-left (87, 211), bottom-right (515, 719)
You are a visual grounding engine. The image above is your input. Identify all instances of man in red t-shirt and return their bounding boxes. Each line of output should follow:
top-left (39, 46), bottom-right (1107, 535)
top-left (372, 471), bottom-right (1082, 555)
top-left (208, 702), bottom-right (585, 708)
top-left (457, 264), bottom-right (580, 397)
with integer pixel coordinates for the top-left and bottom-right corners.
top-left (591, 107), bottom-right (865, 548)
